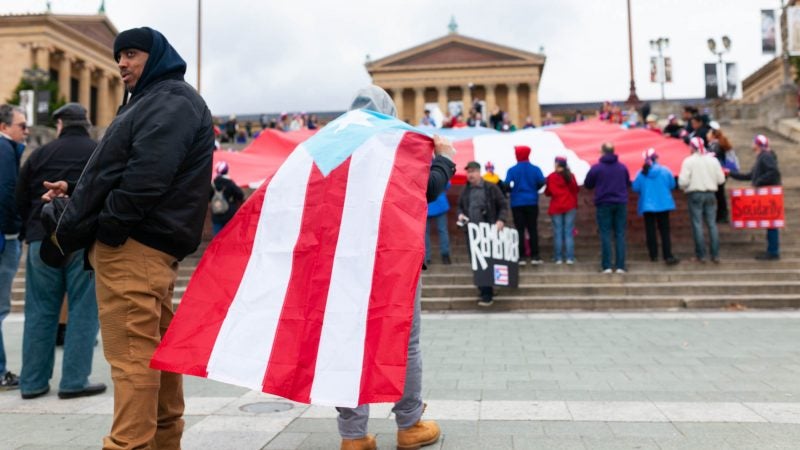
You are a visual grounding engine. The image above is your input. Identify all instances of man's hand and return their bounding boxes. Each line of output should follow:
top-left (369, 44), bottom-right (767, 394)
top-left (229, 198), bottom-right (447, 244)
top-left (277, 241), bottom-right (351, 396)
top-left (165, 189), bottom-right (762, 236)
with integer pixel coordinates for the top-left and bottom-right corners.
top-left (496, 220), bottom-right (504, 232)
top-left (42, 180), bottom-right (68, 203)
top-left (433, 135), bottom-right (456, 161)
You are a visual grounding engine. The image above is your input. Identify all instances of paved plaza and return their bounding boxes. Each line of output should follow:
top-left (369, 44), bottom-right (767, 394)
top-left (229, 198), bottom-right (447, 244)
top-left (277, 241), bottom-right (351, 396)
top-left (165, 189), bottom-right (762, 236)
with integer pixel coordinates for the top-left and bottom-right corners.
top-left (2, 310), bottom-right (800, 449)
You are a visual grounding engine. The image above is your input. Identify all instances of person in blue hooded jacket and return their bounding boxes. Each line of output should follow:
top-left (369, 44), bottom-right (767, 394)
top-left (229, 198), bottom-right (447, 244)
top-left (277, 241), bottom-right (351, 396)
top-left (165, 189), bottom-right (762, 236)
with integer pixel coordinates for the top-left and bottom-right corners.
top-left (425, 182), bottom-right (451, 265)
top-left (632, 149), bottom-right (679, 265)
top-left (505, 145), bottom-right (545, 265)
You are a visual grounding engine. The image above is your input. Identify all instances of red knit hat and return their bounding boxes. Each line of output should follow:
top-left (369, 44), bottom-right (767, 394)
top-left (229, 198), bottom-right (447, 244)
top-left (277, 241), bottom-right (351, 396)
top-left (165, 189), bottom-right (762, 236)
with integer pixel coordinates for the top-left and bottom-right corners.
top-left (754, 134), bottom-right (769, 150)
top-left (514, 145), bottom-right (531, 161)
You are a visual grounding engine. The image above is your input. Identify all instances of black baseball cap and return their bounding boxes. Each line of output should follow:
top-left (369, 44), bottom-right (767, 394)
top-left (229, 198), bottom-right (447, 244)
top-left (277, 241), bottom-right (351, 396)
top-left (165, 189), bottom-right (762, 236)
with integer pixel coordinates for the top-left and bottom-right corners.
top-left (465, 161), bottom-right (481, 170)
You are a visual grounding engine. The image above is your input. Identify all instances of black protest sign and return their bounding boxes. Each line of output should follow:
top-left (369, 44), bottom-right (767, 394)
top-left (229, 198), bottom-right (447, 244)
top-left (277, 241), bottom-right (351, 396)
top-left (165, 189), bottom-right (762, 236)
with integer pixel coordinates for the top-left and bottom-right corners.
top-left (467, 222), bottom-right (520, 288)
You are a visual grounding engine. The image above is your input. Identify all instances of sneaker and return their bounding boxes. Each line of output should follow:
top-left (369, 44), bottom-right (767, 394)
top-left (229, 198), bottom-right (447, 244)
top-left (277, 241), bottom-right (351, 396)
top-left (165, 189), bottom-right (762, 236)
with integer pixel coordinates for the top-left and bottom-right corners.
top-left (601, 268), bottom-right (613, 274)
top-left (441, 255), bottom-right (451, 265)
top-left (554, 259), bottom-right (563, 265)
top-left (0, 371), bottom-right (19, 391)
top-left (615, 268), bottom-right (626, 274)
top-left (518, 260), bottom-right (526, 266)
top-left (566, 259), bottom-right (575, 265)
top-left (665, 257), bottom-right (680, 266)
top-left (341, 433), bottom-right (377, 450)
top-left (710, 257), bottom-right (720, 264)
top-left (58, 382), bottom-right (107, 399)
top-left (755, 253), bottom-right (780, 261)
top-left (21, 385), bottom-right (50, 400)
top-left (530, 258), bottom-right (544, 265)
top-left (477, 299), bottom-right (494, 307)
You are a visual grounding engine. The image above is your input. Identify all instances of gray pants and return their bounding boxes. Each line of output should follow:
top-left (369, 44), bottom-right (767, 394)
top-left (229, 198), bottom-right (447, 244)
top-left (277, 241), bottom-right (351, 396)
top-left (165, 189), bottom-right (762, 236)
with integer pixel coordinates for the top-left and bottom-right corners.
top-left (336, 278), bottom-right (423, 439)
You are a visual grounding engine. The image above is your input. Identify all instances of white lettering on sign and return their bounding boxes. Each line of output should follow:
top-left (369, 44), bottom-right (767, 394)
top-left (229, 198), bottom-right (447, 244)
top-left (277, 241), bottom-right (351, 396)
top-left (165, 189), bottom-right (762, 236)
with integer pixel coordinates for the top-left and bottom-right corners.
top-left (468, 222), bottom-right (519, 271)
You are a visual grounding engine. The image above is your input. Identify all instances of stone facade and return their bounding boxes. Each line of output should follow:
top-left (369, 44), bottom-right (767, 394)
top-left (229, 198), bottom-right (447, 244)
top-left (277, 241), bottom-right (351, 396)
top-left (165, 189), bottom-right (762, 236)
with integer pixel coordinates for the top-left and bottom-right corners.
top-left (0, 13), bottom-right (121, 128)
top-left (366, 32), bottom-right (545, 127)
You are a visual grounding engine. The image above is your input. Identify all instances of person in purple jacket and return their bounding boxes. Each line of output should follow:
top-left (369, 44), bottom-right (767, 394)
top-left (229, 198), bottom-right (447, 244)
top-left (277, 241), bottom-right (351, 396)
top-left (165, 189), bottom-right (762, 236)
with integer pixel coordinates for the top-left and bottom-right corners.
top-left (583, 142), bottom-right (631, 273)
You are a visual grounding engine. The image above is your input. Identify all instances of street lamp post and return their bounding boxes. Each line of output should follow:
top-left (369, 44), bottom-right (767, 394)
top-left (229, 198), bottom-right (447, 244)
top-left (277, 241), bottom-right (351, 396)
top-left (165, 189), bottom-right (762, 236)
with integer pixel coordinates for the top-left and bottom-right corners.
top-left (707, 36), bottom-right (732, 99)
top-left (22, 67), bottom-right (50, 126)
top-left (625, 0), bottom-right (640, 106)
top-left (649, 37), bottom-right (669, 101)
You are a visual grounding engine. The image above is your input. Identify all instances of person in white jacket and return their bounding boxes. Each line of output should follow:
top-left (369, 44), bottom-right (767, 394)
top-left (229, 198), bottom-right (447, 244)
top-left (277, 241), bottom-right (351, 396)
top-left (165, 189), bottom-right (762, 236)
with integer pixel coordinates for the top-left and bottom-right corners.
top-left (678, 137), bottom-right (726, 263)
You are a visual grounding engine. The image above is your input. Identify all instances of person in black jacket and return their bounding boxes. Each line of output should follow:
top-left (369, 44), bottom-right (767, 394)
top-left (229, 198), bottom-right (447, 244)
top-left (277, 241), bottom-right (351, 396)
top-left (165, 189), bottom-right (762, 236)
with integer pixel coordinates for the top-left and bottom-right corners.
top-left (336, 85), bottom-right (455, 450)
top-left (457, 162), bottom-right (509, 305)
top-left (0, 104), bottom-right (28, 391)
top-left (209, 161), bottom-right (244, 235)
top-left (41, 27), bottom-right (214, 448)
top-left (15, 103), bottom-right (106, 401)
top-left (730, 134), bottom-right (782, 260)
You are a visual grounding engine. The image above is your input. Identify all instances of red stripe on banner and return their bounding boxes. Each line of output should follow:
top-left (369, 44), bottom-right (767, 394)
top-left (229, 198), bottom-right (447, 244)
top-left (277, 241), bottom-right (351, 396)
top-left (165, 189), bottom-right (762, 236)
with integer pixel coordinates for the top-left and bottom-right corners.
top-left (358, 132), bottom-right (432, 405)
top-left (151, 174), bottom-right (275, 376)
top-left (261, 160), bottom-right (350, 403)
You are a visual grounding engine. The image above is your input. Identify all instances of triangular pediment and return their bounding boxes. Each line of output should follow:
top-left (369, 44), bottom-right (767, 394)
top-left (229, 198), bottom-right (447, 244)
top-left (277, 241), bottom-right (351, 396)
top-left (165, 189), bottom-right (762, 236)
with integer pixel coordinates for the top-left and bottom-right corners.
top-left (368, 34), bottom-right (544, 73)
top-left (55, 15), bottom-right (118, 49)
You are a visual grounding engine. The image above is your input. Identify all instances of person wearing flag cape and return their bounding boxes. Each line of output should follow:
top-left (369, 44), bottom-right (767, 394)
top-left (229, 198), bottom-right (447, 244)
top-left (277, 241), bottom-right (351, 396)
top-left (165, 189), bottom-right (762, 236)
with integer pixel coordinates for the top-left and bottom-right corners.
top-left (335, 86), bottom-right (456, 449)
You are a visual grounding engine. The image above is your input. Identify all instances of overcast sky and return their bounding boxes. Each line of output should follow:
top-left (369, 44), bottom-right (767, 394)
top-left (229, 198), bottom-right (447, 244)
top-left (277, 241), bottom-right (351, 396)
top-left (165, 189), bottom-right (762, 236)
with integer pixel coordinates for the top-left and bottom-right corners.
top-left (5, 0), bottom-right (787, 115)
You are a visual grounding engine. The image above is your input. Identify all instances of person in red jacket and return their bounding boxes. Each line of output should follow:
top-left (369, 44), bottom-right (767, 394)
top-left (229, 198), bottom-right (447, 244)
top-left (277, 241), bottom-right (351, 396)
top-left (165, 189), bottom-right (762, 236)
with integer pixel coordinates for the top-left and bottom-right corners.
top-left (545, 157), bottom-right (579, 264)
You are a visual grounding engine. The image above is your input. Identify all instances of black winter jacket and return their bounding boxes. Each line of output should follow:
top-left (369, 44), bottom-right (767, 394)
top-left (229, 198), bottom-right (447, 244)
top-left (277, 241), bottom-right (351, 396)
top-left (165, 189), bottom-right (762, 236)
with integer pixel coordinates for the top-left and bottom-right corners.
top-left (53, 31), bottom-right (214, 260)
top-left (730, 150), bottom-right (781, 187)
top-left (0, 136), bottom-right (22, 235)
top-left (457, 181), bottom-right (509, 224)
top-left (16, 127), bottom-right (96, 243)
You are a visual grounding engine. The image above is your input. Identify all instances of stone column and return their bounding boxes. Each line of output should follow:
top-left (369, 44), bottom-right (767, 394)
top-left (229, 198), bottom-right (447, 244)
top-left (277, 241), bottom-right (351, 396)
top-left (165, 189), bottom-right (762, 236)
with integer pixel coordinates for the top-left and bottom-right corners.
top-left (528, 82), bottom-right (541, 126)
top-left (97, 72), bottom-right (110, 127)
top-left (414, 87), bottom-right (425, 126)
top-left (437, 85), bottom-right (448, 117)
top-left (57, 53), bottom-right (71, 103)
top-left (508, 83), bottom-right (520, 127)
top-left (34, 46), bottom-right (50, 71)
top-left (391, 88), bottom-right (404, 122)
top-left (78, 63), bottom-right (92, 118)
top-left (462, 85), bottom-right (472, 115)
top-left (485, 84), bottom-right (496, 111)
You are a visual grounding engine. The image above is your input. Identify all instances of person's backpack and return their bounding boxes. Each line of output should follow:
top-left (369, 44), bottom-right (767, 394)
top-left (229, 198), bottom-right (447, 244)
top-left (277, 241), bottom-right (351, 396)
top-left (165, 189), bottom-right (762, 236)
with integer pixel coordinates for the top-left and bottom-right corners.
top-left (210, 184), bottom-right (230, 215)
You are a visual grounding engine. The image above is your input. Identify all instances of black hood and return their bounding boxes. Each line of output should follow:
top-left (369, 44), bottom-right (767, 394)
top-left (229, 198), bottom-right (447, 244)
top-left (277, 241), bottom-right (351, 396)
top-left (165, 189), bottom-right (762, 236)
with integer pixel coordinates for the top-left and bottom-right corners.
top-left (599, 153), bottom-right (619, 164)
top-left (127, 28), bottom-right (187, 101)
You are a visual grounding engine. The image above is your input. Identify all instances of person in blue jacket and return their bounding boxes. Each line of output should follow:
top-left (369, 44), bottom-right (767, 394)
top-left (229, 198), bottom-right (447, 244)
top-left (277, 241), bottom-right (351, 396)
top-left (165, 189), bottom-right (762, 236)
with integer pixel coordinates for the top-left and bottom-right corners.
top-left (632, 149), bottom-right (679, 265)
top-left (505, 145), bottom-right (546, 265)
top-left (425, 182), bottom-right (451, 265)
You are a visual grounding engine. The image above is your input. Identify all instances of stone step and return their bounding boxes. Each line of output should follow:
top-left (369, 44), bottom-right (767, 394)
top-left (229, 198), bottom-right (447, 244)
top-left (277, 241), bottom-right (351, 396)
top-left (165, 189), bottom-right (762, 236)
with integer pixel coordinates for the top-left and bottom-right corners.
top-left (419, 294), bottom-right (800, 311)
top-left (424, 259), bottom-right (800, 273)
top-left (421, 269), bottom-right (800, 284)
top-left (420, 281), bottom-right (800, 298)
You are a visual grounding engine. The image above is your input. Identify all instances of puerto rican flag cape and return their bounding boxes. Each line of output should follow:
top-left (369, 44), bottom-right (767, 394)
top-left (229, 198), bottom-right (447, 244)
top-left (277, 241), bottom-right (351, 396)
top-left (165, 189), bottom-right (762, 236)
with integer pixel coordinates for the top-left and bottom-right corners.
top-left (151, 110), bottom-right (432, 407)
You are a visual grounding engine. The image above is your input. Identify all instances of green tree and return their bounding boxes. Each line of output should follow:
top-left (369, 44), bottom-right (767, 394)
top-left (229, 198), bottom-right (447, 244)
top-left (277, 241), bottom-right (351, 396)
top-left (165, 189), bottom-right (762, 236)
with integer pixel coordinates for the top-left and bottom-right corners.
top-left (6, 69), bottom-right (66, 128)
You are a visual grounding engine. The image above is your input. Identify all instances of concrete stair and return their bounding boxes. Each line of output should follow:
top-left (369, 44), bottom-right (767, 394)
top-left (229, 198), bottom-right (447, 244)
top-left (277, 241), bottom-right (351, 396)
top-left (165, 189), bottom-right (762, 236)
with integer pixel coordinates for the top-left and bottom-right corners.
top-left (9, 121), bottom-right (800, 312)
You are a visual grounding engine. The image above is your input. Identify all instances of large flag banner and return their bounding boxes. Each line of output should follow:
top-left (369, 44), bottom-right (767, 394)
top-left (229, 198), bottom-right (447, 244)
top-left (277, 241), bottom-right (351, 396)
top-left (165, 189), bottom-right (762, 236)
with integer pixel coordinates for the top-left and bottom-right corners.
top-left (731, 186), bottom-right (785, 229)
top-left (151, 110), bottom-right (433, 407)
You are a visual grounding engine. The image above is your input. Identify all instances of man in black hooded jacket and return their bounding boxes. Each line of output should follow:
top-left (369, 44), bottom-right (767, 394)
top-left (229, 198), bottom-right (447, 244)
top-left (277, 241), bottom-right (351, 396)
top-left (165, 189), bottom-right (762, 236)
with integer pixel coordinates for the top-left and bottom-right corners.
top-left (42, 27), bottom-right (214, 449)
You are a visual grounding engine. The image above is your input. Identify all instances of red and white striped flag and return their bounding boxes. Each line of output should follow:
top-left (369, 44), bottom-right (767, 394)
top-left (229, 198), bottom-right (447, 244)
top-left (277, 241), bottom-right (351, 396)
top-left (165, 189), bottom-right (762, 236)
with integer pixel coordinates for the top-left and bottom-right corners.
top-left (151, 110), bottom-right (432, 407)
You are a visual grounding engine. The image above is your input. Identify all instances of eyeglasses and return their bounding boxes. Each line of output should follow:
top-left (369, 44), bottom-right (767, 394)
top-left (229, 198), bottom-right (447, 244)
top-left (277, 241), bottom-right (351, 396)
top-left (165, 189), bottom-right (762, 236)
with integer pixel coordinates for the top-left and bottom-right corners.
top-left (12, 122), bottom-right (27, 130)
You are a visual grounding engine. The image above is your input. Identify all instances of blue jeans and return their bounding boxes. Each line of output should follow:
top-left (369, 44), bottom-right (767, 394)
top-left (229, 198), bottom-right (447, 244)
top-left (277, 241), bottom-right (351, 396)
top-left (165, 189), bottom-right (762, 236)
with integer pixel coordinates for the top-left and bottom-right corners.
top-left (551, 209), bottom-right (576, 261)
top-left (424, 213), bottom-right (450, 261)
top-left (0, 238), bottom-right (20, 376)
top-left (687, 192), bottom-right (719, 259)
top-left (767, 228), bottom-right (779, 256)
top-left (596, 204), bottom-right (627, 270)
top-left (337, 278), bottom-right (423, 438)
top-left (20, 241), bottom-right (98, 394)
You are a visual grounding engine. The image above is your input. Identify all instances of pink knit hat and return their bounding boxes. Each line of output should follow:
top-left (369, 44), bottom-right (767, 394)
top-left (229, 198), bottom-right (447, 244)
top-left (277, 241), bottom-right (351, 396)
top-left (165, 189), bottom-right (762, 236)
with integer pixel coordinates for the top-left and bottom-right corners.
top-left (754, 134), bottom-right (770, 149)
top-left (689, 137), bottom-right (706, 154)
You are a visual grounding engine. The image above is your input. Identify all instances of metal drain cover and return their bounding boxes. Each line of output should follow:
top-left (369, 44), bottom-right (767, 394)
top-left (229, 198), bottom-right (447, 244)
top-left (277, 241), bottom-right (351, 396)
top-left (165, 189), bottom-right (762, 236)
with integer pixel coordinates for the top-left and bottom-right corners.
top-left (239, 401), bottom-right (294, 414)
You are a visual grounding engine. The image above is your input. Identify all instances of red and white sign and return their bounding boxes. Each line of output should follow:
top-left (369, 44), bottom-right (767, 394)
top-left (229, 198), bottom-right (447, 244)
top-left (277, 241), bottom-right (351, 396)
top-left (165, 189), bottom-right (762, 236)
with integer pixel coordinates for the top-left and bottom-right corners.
top-left (730, 186), bottom-right (785, 229)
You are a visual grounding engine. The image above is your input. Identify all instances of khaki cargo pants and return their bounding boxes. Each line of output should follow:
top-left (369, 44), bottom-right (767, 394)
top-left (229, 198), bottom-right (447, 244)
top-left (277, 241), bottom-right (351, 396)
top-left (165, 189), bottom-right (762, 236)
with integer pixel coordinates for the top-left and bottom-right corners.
top-left (90, 239), bottom-right (183, 450)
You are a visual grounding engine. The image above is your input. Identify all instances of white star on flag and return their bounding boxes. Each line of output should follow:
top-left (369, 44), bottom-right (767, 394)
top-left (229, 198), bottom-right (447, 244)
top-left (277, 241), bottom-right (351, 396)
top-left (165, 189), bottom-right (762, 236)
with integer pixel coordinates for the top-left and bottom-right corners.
top-left (333, 110), bottom-right (375, 134)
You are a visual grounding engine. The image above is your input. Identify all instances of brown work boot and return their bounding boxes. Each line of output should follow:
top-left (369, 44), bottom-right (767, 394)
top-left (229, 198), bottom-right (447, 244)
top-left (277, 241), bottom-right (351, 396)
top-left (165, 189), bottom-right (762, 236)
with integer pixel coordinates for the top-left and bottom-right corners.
top-left (396, 420), bottom-right (441, 450)
top-left (341, 433), bottom-right (377, 450)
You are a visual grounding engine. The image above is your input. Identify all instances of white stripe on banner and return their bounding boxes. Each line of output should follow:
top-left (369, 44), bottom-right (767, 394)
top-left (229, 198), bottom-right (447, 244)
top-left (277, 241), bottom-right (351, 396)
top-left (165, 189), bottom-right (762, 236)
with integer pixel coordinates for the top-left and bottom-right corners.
top-left (309, 132), bottom-right (403, 406)
top-left (206, 147), bottom-right (314, 390)
top-left (471, 130), bottom-right (591, 184)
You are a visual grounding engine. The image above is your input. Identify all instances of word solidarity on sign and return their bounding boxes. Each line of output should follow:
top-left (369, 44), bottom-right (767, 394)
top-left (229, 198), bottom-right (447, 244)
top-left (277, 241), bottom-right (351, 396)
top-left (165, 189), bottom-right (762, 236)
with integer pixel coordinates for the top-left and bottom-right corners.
top-left (467, 222), bottom-right (520, 288)
top-left (730, 186), bottom-right (784, 229)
